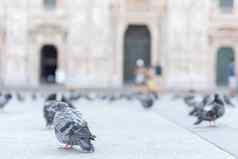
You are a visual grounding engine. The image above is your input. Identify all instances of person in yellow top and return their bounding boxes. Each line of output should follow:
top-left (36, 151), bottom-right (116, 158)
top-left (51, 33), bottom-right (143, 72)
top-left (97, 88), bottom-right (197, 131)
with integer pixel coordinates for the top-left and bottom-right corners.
top-left (146, 66), bottom-right (159, 93)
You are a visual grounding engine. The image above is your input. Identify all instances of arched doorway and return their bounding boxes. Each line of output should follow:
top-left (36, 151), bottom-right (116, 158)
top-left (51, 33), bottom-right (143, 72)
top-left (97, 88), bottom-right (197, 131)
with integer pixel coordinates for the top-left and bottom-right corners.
top-left (40, 44), bottom-right (58, 84)
top-left (123, 25), bottom-right (151, 84)
top-left (216, 47), bottom-right (235, 86)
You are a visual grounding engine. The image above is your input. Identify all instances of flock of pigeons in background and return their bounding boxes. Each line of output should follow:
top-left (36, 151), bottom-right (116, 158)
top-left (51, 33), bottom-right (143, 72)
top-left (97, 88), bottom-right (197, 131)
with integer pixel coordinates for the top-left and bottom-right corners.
top-left (0, 90), bottom-right (236, 153)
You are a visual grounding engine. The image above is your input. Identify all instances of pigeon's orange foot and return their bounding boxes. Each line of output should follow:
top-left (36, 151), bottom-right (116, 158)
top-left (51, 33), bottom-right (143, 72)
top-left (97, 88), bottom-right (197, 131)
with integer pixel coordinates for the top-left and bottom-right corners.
top-left (64, 144), bottom-right (73, 150)
top-left (209, 121), bottom-right (216, 127)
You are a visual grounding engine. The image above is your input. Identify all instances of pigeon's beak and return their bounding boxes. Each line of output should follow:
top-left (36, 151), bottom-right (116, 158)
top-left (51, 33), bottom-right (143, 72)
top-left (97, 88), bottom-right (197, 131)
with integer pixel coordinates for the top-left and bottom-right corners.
top-left (90, 135), bottom-right (96, 141)
top-left (79, 138), bottom-right (95, 153)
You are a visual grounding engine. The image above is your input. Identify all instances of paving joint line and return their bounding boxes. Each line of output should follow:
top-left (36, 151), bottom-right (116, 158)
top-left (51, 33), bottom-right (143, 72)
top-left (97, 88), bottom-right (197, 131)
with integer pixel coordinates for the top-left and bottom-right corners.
top-left (156, 112), bottom-right (238, 159)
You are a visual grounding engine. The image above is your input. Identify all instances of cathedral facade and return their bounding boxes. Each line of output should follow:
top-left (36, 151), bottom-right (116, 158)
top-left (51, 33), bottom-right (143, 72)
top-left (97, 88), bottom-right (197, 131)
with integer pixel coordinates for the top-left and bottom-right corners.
top-left (0, 0), bottom-right (237, 91)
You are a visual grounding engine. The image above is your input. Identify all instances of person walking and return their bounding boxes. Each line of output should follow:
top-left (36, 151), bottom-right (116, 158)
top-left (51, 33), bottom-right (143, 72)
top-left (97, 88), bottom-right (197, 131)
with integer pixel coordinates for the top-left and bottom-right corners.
top-left (228, 57), bottom-right (237, 96)
top-left (134, 59), bottom-right (146, 86)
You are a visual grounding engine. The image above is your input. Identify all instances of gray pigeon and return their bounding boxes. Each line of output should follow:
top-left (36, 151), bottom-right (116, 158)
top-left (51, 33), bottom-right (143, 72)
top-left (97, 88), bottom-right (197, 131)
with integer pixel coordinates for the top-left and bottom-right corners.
top-left (183, 95), bottom-right (196, 107)
top-left (53, 102), bottom-right (95, 152)
top-left (223, 95), bottom-right (235, 107)
top-left (194, 94), bottom-right (225, 126)
top-left (68, 91), bottom-right (81, 101)
top-left (188, 95), bottom-right (210, 116)
top-left (16, 93), bottom-right (25, 102)
top-left (31, 92), bottom-right (37, 101)
top-left (137, 93), bottom-right (157, 109)
top-left (0, 93), bottom-right (12, 109)
top-left (43, 93), bottom-right (75, 128)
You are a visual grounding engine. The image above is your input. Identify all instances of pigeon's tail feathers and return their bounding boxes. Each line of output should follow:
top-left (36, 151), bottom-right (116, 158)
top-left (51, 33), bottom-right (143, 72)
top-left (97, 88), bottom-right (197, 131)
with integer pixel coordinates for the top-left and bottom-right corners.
top-left (194, 118), bottom-right (203, 125)
top-left (189, 107), bottom-right (203, 116)
top-left (223, 95), bottom-right (235, 107)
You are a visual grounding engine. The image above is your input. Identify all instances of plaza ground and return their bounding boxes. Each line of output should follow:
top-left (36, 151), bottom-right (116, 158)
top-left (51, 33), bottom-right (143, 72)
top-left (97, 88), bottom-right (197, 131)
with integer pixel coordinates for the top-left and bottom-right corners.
top-left (0, 94), bottom-right (237, 159)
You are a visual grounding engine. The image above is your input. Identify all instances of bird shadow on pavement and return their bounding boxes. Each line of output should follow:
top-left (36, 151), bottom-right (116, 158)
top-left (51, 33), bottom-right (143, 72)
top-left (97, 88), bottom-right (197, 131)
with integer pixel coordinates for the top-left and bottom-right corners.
top-left (192, 124), bottom-right (229, 132)
top-left (0, 110), bottom-right (22, 115)
top-left (57, 147), bottom-right (93, 155)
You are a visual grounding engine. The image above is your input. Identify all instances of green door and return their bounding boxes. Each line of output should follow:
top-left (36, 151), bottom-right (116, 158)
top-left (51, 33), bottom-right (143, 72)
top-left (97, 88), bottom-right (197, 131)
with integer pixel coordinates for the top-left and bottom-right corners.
top-left (216, 47), bottom-right (235, 86)
top-left (123, 25), bottom-right (151, 83)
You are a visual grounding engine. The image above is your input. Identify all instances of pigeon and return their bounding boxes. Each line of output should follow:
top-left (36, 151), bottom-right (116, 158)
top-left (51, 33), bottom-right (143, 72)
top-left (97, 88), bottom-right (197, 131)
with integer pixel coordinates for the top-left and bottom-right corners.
top-left (97, 95), bottom-right (106, 101)
top-left (0, 93), bottom-right (12, 109)
top-left (69, 92), bottom-right (81, 101)
top-left (53, 102), bottom-right (96, 152)
top-left (108, 95), bottom-right (117, 102)
top-left (16, 93), bottom-right (25, 102)
top-left (107, 93), bottom-right (123, 103)
top-left (31, 92), bottom-right (37, 101)
top-left (188, 95), bottom-right (210, 116)
top-left (171, 93), bottom-right (184, 101)
top-left (45, 93), bottom-right (74, 107)
top-left (183, 95), bottom-right (196, 107)
top-left (46, 93), bottom-right (57, 101)
top-left (61, 96), bottom-right (75, 108)
top-left (137, 93), bottom-right (157, 109)
top-left (83, 93), bottom-right (97, 101)
top-left (124, 94), bottom-right (134, 101)
top-left (194, 94), bottom-right (225, 126)
top-left (151, 92), bottom-right (159, 100)
top-left (223, 95), bottom-right (235, 107)
top-left (43, 93), bottom-right (75, 128)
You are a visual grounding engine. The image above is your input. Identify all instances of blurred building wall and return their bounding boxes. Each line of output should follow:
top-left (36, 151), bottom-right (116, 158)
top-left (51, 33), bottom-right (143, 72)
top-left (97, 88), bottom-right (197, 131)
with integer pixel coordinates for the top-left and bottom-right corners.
top-left (0, 0), bottom-right (236, 91)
